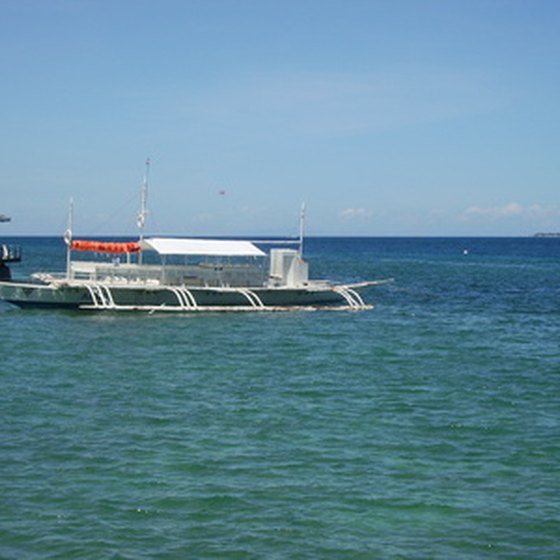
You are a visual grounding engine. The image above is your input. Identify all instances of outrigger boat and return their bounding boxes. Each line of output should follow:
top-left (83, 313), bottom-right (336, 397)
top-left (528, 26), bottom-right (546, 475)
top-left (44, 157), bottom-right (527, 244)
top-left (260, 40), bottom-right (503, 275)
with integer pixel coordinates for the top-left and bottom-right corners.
top-left (0, 164), bottom-right (385, 313)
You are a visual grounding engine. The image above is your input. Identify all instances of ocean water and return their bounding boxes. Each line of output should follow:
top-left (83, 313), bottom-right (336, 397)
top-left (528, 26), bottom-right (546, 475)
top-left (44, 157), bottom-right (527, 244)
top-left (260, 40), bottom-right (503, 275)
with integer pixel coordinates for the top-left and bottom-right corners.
top-left (1, 237), bottom-right (559, 559)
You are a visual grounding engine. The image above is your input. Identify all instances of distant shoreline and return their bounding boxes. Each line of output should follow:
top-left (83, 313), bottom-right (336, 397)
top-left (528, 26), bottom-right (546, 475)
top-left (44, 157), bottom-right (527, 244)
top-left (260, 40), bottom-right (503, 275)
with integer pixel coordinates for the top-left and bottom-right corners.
top-left (534, 233), bottom-right (560, 238)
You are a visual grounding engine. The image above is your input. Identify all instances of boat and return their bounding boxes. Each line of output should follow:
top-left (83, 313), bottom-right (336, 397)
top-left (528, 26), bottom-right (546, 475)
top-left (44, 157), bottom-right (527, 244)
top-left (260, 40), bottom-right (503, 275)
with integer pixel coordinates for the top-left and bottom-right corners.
top-left (0, 163), bottom-right (386, 313)
top-left (0, 244), bottom-right (21, 281)
top-left (0, 215), bottom-right (20, 281)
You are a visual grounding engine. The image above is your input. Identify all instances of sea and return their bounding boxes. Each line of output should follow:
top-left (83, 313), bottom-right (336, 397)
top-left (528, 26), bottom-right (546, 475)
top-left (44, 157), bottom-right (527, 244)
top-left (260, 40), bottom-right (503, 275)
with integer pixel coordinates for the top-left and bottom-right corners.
top-left (0, 236), bottom-right (559, 559)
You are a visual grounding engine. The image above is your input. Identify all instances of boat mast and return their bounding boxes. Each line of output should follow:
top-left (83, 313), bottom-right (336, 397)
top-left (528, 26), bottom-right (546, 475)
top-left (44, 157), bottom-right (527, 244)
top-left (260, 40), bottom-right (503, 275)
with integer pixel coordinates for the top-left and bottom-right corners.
top-left (64, 198), bottom-right (74, 279)
top-left (298, 202), bottom-right (306, 257)
top-left (137, 158), bottom-right (150, 264)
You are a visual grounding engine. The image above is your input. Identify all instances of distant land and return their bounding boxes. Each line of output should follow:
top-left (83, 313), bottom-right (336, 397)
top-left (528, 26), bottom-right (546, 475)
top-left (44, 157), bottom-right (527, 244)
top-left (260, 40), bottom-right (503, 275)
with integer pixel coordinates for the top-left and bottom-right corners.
top-left (533, 232), bottom-right (560, 238)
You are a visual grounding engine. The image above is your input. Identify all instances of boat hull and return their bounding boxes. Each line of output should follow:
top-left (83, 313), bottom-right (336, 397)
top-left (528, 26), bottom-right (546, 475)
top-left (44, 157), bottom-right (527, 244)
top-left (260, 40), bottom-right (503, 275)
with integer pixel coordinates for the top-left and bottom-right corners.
top-left (0, 280), bottom-right (374, 312)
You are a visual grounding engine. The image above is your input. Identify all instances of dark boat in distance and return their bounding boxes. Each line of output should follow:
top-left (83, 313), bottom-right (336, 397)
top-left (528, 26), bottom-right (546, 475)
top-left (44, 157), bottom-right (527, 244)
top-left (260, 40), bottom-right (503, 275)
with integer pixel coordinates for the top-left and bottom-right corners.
top-left (0, 214), bottom-right (20, 280)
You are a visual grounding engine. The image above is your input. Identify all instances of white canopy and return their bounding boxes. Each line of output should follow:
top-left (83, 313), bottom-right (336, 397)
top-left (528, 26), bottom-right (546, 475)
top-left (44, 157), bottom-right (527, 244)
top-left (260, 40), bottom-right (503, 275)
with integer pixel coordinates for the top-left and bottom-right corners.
top-left (141, 237), bottom-right (265, 257)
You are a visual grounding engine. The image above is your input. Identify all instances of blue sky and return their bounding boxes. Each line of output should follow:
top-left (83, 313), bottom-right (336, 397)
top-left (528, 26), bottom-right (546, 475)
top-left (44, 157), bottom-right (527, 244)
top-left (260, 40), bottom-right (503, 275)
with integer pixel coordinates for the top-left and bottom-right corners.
top-left (1, 0), bottom-right (559, 236)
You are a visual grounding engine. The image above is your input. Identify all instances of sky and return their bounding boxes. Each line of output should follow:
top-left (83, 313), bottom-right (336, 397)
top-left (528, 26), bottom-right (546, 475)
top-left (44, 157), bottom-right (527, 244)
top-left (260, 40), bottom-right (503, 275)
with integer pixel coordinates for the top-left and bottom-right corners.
top-left (1, 0), bottom-right (560, 237)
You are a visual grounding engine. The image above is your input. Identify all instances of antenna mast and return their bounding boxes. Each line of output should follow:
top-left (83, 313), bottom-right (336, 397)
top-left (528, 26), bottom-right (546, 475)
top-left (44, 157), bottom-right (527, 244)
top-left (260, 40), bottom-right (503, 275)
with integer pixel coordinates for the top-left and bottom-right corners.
top-left (299, 202), bottom-right (306, 257)
top-left (138, 158), bottom-right (150, 239)
top-left (64, 198), bottom-right (74, 279)
top-left (137, 158), bottom-right (150, 263)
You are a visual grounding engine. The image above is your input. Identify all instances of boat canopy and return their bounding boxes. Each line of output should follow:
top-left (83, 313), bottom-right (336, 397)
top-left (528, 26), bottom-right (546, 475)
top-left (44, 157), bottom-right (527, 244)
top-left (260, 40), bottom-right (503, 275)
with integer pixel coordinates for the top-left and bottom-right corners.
top-left (141, 237), bottom-right (266, 257)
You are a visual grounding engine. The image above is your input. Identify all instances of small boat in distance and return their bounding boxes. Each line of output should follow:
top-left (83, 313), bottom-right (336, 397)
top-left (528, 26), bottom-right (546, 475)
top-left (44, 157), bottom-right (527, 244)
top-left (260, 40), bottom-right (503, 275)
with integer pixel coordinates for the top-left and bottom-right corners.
top-left (0, 214), bottom-right (20, 281)
top-left (0, 163), bottom-right (387, 312)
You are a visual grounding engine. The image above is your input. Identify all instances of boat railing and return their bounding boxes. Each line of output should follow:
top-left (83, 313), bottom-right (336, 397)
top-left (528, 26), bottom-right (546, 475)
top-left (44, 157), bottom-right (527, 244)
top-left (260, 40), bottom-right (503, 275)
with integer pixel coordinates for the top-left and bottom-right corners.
top-left (70, 262), bottom-right (163, 284)
top-left (67, 261), bottom-right (266, 287)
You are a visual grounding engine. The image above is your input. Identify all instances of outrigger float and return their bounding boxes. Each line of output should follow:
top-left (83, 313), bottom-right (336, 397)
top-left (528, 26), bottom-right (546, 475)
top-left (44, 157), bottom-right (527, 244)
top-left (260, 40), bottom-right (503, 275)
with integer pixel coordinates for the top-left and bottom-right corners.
top-left (0, 163), bottom-right (386, 313)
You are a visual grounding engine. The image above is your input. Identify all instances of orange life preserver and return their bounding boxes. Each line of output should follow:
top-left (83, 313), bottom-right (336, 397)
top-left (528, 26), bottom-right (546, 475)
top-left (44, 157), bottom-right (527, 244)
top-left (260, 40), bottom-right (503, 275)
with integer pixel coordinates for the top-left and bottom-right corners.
top-left (70, 240), bottom-right (141, 253)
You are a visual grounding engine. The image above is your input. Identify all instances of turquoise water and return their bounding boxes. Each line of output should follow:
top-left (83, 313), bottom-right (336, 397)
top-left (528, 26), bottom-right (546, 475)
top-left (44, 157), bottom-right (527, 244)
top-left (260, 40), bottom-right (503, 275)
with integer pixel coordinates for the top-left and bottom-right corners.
top-left (1, 237), bottom-right (559, 558)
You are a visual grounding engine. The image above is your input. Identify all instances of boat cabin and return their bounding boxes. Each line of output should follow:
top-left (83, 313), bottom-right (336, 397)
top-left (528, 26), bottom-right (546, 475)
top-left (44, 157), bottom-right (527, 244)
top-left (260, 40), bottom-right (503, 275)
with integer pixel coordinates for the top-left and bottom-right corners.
top-left (63, 237), bottom-right (309, 289)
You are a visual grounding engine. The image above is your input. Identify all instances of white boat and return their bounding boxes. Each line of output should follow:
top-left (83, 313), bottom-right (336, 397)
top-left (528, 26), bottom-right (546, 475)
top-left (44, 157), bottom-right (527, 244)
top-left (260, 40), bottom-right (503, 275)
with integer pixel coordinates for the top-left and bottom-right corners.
top-left (0, 164), bottom-right (386, 313)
